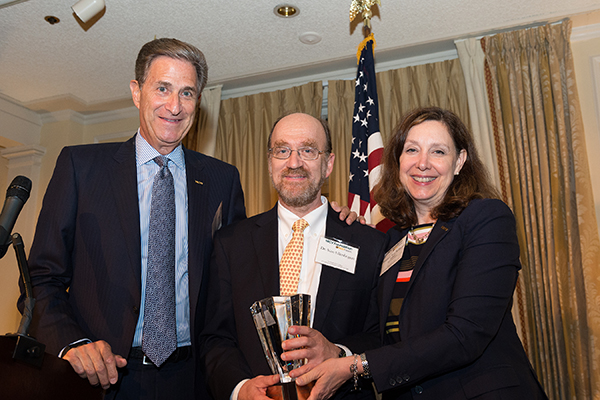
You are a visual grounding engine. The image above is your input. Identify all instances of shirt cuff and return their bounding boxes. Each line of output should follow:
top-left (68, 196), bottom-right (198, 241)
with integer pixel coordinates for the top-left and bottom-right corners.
top-left (58, 338), bottom-right (92, 358)
top-left (231, 379), bottom-right (250, 400)
top-left (336, 344), bottom-right (352, 357)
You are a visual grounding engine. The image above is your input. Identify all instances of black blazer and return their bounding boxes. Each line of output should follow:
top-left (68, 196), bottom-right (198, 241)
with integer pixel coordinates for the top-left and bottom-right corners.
top-left (200, 203), bottom-right (388, 400)
top-left (367, 199), bottom-right (547, 399)
top-left (21, 136), bottom-right (246, 395)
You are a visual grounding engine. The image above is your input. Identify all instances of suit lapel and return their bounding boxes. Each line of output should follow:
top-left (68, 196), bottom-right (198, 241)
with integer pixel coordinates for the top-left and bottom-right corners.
top-left (109, 137), bottom-right (141, 291)
top-left (252, 206), bottom-right (280, 297)
top-left (184, 148), bottom-right (207, 330)
top-left (313, 205), bottom-right (346, 331)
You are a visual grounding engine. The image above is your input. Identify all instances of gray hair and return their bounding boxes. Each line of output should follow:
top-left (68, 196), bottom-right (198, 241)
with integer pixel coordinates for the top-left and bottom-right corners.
top-left (135, 38), bottom-right (208, 94)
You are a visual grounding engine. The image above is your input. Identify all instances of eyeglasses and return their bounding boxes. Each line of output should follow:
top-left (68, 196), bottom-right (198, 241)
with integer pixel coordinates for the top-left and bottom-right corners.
top-left (269, 146), bottom-right (326, 161)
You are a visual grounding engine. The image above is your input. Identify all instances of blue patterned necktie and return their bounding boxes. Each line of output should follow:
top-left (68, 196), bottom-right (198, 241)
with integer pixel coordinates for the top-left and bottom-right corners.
top-left (142, 155), bottom-right (177, 367)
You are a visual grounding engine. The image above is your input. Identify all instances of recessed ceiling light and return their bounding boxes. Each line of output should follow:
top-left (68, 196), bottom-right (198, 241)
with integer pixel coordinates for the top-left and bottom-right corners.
top-left (274, 4), bottom-right (299, 18)
top-left (44, 15), bottom-right (60, 25)
top-left (299, 32), bottom-right (322, 45)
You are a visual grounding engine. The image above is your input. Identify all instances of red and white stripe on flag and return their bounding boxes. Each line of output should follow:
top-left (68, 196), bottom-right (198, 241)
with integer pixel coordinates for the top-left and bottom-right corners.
top-left (347, 34), bottom-right (393, 232)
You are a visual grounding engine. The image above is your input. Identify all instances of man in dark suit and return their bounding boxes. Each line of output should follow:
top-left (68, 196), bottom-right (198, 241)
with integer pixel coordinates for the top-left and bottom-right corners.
top-left (200, 113), bottom-right (388, 400)
top-left (19, 38), bottom-right (246, 399)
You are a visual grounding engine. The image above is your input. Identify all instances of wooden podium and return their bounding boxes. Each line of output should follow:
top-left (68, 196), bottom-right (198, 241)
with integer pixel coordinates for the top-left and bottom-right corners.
top-left (0, 335), bottom-right (104, 400)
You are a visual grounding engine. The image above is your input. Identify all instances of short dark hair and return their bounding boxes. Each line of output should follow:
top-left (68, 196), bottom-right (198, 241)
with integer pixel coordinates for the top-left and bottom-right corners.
top-left (135, 38), bottom-right (208, 94)
top-left (374, 107), bottom-right (499, 228)
top-left (268, 113), bottom-right (332, 154)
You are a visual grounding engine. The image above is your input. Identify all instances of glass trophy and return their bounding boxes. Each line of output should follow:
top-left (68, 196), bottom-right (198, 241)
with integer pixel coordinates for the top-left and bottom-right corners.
top-left (250, 294), bottom-right (311, 399)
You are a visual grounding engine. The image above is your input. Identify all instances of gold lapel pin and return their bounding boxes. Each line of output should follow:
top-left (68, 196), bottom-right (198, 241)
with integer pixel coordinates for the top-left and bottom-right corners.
top-left (195, 180), bottom-right (203, 185)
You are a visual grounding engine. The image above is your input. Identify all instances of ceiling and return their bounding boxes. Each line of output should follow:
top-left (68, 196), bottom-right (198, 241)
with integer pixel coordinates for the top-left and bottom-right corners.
top-left (1, 0), bottom-right (600, 115)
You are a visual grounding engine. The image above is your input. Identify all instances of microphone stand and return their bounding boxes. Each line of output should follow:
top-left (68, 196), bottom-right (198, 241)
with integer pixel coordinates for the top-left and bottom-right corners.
top-left (0, 231), bottom-right (104, 399)
top-left (4, 232), bottom-right (45, 368)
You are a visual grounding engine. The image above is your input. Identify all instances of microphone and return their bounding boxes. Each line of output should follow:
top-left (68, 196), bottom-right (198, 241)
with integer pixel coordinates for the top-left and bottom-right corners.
top-left (0, 176), bottom-right (32, 259)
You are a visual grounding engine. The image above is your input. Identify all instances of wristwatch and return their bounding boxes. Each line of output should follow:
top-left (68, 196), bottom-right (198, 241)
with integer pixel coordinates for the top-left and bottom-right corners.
top-left (360, 353), bottom-right (371, 378)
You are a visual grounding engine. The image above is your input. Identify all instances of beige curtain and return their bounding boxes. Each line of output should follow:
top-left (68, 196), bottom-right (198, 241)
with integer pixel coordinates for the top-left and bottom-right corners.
top-left (455, 39), bottom-right (502, 190)
top-left (327, 58), bottom-right (470, 206)
top-left (214, 82), bottom-right (323, 217)
top-left (183, 85), bottom-right (222, 157)
top-left (455, 38), bottom-right (531, 340)
top-left (484, 20), bottom-right (600, 399)
top-left (327, 79), bottom-right (356, 206)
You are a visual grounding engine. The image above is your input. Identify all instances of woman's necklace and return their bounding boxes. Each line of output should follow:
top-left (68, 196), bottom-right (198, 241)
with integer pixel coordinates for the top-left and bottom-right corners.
top-left (407, 224), bottom-right (434, 245)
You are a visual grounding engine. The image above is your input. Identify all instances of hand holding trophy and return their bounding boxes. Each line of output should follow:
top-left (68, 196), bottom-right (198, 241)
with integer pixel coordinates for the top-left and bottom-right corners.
top-left (250, 294), bottom-right (311, 400)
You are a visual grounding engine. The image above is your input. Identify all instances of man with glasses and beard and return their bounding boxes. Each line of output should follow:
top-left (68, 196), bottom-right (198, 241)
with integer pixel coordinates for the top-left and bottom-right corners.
top-left (200, 112), bottom-right (388, 400)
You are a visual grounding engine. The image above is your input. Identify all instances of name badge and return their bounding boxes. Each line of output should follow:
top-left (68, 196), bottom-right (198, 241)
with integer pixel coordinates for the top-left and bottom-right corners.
top-left (381, 235), bottom-right (407, 276)
top-left (315, 236), bottom-right (359, 274)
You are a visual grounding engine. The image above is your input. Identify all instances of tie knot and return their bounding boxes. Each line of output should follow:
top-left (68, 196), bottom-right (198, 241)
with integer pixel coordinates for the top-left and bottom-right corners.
top-left (154, 156), bottom-right (168, 168)
top-left (292, 219), bottom-right (309, 233)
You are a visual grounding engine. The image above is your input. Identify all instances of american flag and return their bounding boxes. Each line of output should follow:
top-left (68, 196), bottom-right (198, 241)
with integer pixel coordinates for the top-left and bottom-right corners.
top-left (348, 35), bottom-right (391, 231)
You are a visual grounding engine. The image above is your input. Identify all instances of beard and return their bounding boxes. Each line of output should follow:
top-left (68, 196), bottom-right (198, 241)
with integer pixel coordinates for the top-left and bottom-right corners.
top-left (272, 164), bottom-right (327, 208)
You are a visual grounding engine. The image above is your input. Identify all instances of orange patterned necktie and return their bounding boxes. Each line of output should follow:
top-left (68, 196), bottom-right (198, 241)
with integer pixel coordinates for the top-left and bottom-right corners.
top-left (279, 219), bottom-right (309, 296)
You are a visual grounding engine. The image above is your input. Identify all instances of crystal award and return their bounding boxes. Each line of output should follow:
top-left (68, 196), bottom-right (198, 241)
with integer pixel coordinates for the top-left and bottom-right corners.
top-left (250, 294), bottom-right (311, 384)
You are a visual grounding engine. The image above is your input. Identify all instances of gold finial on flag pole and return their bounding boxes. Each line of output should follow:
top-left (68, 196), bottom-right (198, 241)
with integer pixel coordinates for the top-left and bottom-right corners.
top-left (350, 0), bottom-right (381, 37)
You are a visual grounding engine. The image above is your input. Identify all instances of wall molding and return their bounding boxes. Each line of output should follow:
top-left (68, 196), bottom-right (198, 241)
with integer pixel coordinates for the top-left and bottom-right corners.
top-left (39, 106), bottom-right (139, 126)
top-left (572, 22), bottom-right (600, 42)
top-left (221, 49), bottom-right (458, 100)
top-left (94, 130), bottom-right (135, 143)
top-left (0, 95), bottom-right (41, 127)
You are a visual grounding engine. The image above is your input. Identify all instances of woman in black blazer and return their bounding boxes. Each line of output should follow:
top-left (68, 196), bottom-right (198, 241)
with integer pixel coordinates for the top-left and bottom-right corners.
top-left (293, 107), bottom-right (548, 399)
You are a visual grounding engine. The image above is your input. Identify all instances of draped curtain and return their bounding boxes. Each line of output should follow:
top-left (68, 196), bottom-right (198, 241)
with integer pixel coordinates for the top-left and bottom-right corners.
top-left (455, 39), bottom-right (502, 190)
top-left (327, 58), bottom-right (470, 206)
top-left (214, 82), bottom-right (323, 217)
top-left (183, 85), bottom-right (222, 157)
top-left (483, 20), bottom-right (600, 399)
top-left (455, 38), bottom-right (530, 339)
top-left (326, 79), bottom-right (356, 206)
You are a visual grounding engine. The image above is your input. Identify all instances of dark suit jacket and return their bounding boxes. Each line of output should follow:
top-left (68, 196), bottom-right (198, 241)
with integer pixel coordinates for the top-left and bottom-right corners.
top-left (200, 203), bottom-right (388, 400)
top-left (20, 136), bottom-right (245, 396)
top-left (367, 199), bottom-right (547, 400)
